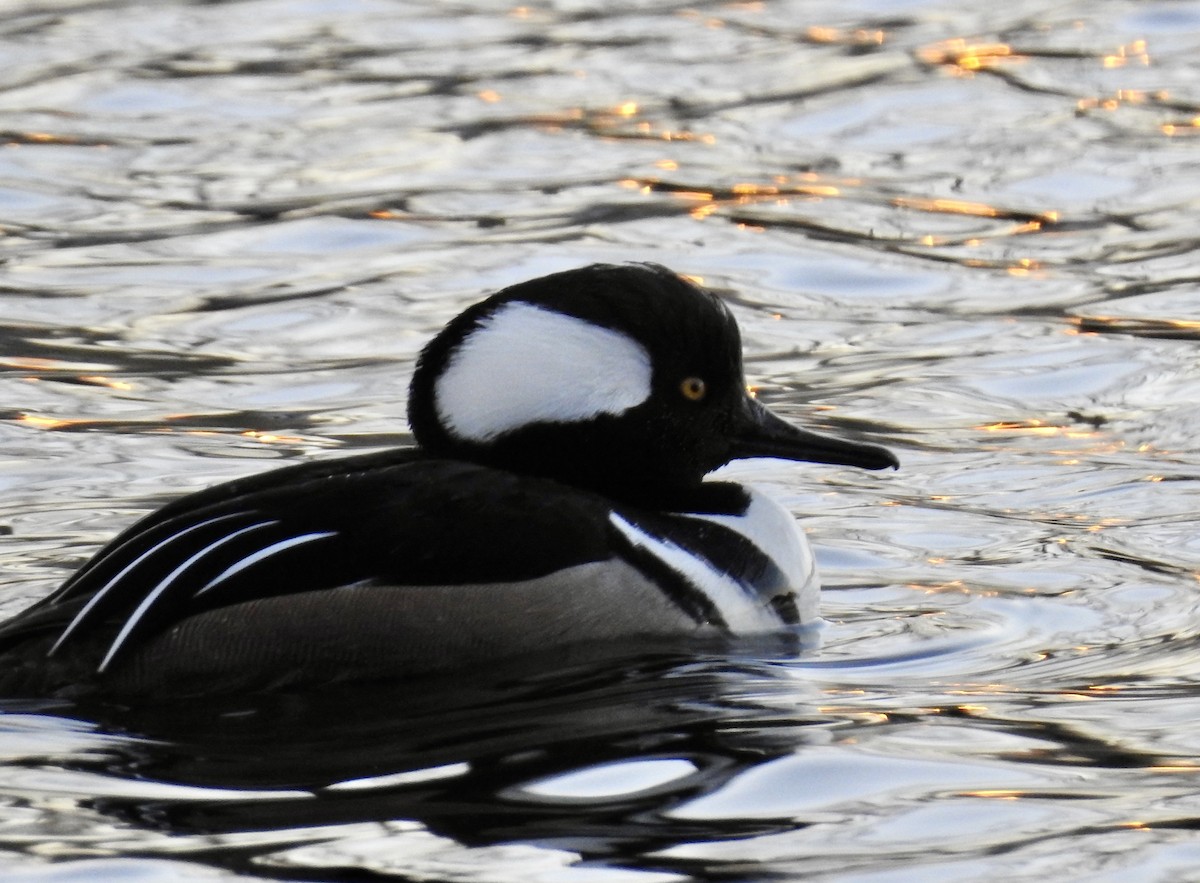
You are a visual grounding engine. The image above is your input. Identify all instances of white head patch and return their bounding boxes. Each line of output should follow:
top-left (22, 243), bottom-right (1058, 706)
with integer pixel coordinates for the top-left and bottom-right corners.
top-left (435, 301), bottom-right (653, 442)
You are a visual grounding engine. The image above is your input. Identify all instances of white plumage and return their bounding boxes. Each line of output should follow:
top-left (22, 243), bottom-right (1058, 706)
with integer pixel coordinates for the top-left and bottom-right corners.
top-left (435, 302), bottom-right (652, 442)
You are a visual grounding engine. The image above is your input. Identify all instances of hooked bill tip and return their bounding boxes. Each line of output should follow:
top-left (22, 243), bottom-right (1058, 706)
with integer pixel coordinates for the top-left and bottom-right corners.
top-left (861, 444), bottom-right (900, 471)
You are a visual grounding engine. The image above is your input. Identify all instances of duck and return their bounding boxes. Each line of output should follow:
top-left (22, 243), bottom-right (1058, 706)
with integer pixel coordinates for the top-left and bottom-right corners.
top-left (0, 263), bottom-right (897, 698)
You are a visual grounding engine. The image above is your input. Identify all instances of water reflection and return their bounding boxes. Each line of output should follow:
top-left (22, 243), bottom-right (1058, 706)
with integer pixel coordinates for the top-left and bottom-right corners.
top-left (0, 650), bottom-right (832, 877)
top-left (6, 638), bottom-right (1199, 880)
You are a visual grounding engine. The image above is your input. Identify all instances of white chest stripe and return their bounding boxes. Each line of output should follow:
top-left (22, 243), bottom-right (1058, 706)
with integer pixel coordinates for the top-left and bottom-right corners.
top-left (687, 489), bottom-right (817, 591)
top-left (608, 513), bottom-right (780, 633)
top-left (435, 302), bottom-right (653, 442)
top-left (686, 488), bottom-right (819, 624)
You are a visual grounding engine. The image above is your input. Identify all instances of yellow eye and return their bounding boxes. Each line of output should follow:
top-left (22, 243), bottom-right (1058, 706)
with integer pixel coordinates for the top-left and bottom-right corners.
top-left (680, 377), bottom-right (707, 401)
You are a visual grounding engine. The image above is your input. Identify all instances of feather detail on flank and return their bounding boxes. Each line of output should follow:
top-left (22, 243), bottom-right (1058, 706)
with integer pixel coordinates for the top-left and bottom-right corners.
top-left (196, 531), bottom-right (338, 595)
top-left (96, 519), bottom-right (284, 672)
top-left (49, 512), bottom-right (264, 657)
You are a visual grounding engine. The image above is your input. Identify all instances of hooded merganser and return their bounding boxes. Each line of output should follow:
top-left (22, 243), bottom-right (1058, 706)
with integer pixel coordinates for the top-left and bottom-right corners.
top-left (0, 263), bottom-right (897, 697)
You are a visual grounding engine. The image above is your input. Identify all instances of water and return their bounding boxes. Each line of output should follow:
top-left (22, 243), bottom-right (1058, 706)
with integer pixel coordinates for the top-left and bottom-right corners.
top-left (1, 0), bottom-right (1199, 879)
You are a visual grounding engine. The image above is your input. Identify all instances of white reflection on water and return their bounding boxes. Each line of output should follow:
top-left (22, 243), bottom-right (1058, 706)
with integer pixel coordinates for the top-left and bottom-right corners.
top-left (1, 0), bottom-right (1199, 880)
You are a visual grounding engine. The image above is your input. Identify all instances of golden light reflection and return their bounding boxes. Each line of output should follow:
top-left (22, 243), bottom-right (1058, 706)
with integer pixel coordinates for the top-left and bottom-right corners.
top-left (1161, 117), bottom-right (1200, 136)
top-left (1077, 89), bottom-right (1170, 113)
top-left (1, 356), bottom-right (109, 372)
top-left (963, 789), bottom-right (1025, 799)
top-left (894, 197), bottom-right (1060, 247)
top-left (15, 411), bottom-right (317, 442)
top-left (976, 419), bottom-right (1057, 436)
top-left (3, 131), bottom-right (84, 146)
top-left (1075, 86), bottom-right (1198, 136)
top-left (17, 413), bottom-right (70, 430)
top-left (476, 89), bottom-right (502, 103)
top-left (1006, 257), bottom-right (1043, 276)
top-left (805, 25), bottom-right (886, 46)
top-left (626, 175), bottom-right (856, 222)
top-left (593, 107), bottom-right (716, 142)
top-left (893, 196), bottom-right (991, 218)
top-left (816, 708), bottom-right (890, 724)
top-left (918, 39), bottom-right (1023, 75)
top-left (956, 704), bottom-right (989, 715)
top-left (241, 430), bottom-right (304, 444)
top-left (976, 420), bottom-right (1103, 443)
top-left (1069, 315), bottom-right (1200, 338)
top-left (624, 172), bottom-right (1060, 248)
top-left (911, 579), bottom-right (970, 596)
top-left (733, 183), bottom-right (775, 196)
top-left (1103, 39), bottom-right (1150, 68)
top-left (78, 375), bottom-right (135, 391)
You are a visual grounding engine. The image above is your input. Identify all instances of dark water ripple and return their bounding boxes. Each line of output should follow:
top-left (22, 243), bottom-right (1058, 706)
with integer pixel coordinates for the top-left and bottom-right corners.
top-left (1, 0), bottom-right (1199, 880)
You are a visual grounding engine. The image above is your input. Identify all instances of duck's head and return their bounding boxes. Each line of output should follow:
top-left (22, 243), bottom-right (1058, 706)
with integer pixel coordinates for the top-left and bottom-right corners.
top-left (408, 263), bottom-right (897, 498)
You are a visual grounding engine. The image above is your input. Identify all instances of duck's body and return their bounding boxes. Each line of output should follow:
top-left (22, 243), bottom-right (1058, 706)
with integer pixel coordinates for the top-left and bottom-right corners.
top-left (0, 264), bottom-right (895, 698)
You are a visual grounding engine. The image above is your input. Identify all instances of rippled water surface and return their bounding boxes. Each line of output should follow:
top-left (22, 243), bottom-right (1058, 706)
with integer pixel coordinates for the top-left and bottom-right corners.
top-left (1, 0), bottom-right (1199, 880)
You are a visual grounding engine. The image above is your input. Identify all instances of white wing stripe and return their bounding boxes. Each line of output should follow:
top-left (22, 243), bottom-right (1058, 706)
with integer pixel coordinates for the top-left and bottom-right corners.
top-left (49, 511), bottom-right (256, 656)
top-left (608, 513), bottom-right (779, 633)
top-left (96, 519), bottom-right (280, 673)
top-left (195, 530), bottom-right (337, 596)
